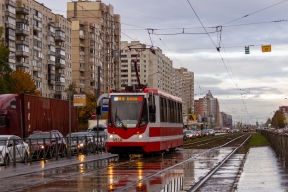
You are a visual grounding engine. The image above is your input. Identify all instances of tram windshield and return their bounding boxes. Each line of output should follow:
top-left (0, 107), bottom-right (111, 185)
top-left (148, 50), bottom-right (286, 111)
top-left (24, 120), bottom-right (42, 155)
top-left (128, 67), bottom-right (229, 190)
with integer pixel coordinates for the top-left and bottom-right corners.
top-left (110, 95), bottom-right (147, 128)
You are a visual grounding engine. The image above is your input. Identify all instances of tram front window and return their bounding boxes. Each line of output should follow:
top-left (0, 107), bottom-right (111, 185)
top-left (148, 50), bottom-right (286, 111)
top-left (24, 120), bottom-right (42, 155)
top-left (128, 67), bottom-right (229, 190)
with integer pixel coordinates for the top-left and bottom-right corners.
top-left (111, 96), bottom-right (144, 128)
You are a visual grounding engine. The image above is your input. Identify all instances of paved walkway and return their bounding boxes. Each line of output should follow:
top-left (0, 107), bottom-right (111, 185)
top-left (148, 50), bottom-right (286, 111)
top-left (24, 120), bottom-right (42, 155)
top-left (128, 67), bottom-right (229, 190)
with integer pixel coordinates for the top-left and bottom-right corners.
top-left (236, 146), bottom-right (288, 192)
top-left (0, 153), bottom-right (118, 179)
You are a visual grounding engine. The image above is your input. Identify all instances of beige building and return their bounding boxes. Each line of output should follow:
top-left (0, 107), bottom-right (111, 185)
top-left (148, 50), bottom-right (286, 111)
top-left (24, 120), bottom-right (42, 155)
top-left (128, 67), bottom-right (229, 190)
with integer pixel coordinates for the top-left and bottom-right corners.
top-left (173, 68), bottom-right (194, 114)
top-left (120, 41), bottom-right (195, 113)
top-left (0, 0), bottom-right (72, 99)
top-left (120, 41), bottom-right (173, 92)
top-left (67, 0), bottom-right (121, 94)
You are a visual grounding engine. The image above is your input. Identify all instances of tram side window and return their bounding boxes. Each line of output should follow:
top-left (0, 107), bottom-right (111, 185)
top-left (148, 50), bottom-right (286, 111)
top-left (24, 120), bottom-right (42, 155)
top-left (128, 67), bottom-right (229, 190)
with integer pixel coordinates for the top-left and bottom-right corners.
top-left (175, 101), bottom-right (178, 123)
top-left (172, 101), bottom-right (176, 123)
top-left (163, 98), bottom-right (167, 122)
top-left (179, 103), bottom-right (183, 123)
top-left (140, 98), bottom-right (149, 126)
top-left (167, 99), bottom-right (170, 122)
top-left (160, 97), bottom-right (164, 122)
top-left (148, 95), bottom-right (156, 123)
top-left (0, 115), bottom-right (5, 127)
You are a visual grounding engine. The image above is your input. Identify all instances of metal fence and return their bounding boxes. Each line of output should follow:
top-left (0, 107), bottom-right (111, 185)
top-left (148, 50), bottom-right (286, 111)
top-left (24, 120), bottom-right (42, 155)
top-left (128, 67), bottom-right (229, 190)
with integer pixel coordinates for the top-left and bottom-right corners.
top-left (0, 136), bottom-right (107, 167)
top-left (259, 130), bottom-right (288, 166)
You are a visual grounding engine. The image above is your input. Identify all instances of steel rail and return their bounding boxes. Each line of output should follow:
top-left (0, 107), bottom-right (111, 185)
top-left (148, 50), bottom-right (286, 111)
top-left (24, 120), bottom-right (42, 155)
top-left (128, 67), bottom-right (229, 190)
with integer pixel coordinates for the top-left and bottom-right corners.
top-left (188, 133), bottom-right (252, 192)
top-left (116, 133), bottom-right (251, 192)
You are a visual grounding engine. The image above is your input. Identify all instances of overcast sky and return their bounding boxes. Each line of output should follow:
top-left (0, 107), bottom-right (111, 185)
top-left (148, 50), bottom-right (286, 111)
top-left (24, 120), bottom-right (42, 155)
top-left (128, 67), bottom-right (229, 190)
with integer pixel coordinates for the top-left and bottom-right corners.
top-left (39, 0), bottom-right (288, 125)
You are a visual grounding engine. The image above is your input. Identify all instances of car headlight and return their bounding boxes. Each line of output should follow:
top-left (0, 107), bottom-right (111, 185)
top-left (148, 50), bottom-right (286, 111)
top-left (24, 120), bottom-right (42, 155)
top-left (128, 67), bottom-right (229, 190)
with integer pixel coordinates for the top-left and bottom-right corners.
top-left (138, 134), bottom-right (142, 138)
top-left (110, 134), bottom-right (113, 138)
top-left (40, 145), bottom-right (44, 149)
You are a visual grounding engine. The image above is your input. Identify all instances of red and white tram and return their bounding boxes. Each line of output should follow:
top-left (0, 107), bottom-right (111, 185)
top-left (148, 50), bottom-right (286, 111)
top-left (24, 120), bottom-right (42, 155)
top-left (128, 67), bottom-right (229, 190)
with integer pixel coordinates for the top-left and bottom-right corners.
top-left (106, 87), bottom-right (183, 154)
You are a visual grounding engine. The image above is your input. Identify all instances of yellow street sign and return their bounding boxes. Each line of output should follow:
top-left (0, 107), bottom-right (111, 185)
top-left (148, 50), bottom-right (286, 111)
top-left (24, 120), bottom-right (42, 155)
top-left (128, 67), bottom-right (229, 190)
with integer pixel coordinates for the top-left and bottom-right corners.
top-left (262, 45), bottom-right (271, 52)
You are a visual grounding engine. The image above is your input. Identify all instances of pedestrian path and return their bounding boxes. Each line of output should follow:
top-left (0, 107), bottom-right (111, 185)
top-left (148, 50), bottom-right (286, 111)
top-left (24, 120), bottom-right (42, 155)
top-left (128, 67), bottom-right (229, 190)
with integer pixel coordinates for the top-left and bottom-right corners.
top-left (235, 146), bottom-right (288, 192)
top-left (0, 153), bottom-right (118, 179)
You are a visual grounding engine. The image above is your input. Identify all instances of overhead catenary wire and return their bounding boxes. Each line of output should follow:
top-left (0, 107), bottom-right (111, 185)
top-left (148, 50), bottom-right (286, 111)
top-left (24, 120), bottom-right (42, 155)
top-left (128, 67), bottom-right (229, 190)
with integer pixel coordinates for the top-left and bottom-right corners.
top-left (186, 0), bottom-right (253, 121)
top-left (221, 0), bottom-right (288, 25)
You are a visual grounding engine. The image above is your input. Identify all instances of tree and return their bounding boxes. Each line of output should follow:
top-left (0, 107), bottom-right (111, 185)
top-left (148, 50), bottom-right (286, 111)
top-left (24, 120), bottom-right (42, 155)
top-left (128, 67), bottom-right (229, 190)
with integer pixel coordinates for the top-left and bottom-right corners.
top-left (11, 68), bottom-right (41, 95)
top-left (265, 118), bottom-right (272, 127)
top-left (0, 27), bottom-right (14, 94)
top-left (66, 81), bottom-right (78, 100)
top-left (78, 92), bottom-right (96, 125)
top-left (272, 110), bottom-right (285, 128)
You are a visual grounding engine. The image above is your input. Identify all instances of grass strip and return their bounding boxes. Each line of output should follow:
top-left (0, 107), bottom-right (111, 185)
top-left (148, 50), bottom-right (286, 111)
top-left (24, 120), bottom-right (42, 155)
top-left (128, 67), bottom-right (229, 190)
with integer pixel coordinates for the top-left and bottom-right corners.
top-left (247, 132), bottom-right (270, 147)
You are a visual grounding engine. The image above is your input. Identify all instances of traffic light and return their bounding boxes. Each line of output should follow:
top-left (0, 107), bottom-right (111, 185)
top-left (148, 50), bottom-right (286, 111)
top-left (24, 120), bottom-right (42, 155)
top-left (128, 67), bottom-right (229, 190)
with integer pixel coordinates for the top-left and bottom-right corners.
top-left (245, 46), bottom-right (250, 54)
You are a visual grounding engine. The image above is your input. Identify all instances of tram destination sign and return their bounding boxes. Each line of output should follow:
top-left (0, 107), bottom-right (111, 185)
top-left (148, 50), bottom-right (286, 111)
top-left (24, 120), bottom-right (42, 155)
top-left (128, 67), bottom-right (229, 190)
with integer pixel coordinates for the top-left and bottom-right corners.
top-left (113, 96), bottom-right (143, 102)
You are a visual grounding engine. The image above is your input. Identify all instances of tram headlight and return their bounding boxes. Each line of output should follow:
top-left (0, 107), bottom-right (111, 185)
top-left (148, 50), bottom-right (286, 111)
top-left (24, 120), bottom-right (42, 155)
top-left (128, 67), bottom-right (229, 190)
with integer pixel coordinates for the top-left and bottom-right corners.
top-left (138, 134), bottom-right (142, 139)
top-left (110, 134), bottom-right (113, 138)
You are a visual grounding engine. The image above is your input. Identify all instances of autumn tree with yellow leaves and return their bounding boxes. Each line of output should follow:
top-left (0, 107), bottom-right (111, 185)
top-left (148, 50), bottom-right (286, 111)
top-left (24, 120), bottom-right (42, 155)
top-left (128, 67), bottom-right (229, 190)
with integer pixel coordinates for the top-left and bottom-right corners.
top-left (78, 92), bottom-right (97, 128)
top-left (11, 68), bottom-right (41, 96)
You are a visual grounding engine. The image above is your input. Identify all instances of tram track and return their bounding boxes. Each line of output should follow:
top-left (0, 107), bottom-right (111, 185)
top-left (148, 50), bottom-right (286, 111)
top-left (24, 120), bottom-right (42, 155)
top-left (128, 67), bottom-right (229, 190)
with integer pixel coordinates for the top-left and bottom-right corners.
top-left (1, 133), bottom-right (253, 191)
top-left (116, 133), bottom-right (252, 191)
top-left (187, 133), bottom-right (252, 192)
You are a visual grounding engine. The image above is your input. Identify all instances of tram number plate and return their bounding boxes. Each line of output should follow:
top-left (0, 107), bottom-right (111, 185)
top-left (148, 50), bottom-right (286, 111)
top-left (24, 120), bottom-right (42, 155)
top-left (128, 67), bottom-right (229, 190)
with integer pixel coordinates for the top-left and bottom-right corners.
top-left (113, 138), bottom-right (122, 142)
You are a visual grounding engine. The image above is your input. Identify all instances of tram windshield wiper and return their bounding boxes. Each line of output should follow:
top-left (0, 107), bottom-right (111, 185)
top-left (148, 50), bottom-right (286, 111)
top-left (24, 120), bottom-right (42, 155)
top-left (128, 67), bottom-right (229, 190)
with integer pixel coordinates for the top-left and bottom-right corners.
top-left (115, 108), bottom-right (127, 130)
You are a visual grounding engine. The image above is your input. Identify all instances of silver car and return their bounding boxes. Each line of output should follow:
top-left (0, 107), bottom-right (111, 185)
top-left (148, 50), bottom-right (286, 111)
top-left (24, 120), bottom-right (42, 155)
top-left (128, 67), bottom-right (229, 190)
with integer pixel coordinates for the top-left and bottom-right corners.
top-left (185, 130), bottom-right (196, 139)
top-left (0, 135), bottom-right (28, 165)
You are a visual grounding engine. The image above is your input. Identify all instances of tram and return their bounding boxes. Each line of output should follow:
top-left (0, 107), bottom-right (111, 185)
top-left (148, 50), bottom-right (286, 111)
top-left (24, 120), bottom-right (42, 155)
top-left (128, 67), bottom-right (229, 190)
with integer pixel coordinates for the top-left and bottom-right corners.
top-left (106, 87), bottom-right (183, 154)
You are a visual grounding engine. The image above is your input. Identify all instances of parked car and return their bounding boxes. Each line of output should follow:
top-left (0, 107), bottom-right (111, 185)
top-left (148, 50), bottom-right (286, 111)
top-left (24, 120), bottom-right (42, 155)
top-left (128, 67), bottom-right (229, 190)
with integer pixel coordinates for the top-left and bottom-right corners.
top-left (27, 130), bottom-right (66, 158)
top-left (183, 131), bottom-right (187, 141)
top-left (0, 135), bottom-right (28, 165)
top-left (66, 132), bottom-right (93, 153)
top-left (88, 126), bottom-right (108, 151)
top-left (206, 129), bottom-right (215, 136)
top-left (184, 130), bottom-right (196, 139)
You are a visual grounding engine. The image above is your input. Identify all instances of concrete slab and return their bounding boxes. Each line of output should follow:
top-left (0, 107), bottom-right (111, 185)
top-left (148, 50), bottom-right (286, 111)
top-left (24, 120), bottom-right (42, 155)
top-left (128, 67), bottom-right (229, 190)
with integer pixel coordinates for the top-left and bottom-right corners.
top-left (236, 146), bottom-right (288, 191)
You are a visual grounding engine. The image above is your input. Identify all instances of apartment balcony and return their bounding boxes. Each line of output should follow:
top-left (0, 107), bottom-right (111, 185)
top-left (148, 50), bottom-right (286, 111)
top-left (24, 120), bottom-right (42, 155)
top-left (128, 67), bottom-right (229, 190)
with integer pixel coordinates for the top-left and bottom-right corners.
top-left (48, 50), bottom-right (56, 56)
top-left (54, 91), bottom-right (62, 97)
top-left (32, 66), bottom-right (40, 72)
top-left (16, 7), bottom-right (29, 15)
top-left (16, 51), bottom-right (29, 57)
top-left (5, 23), bottom-right (15, 30)
top-left (55, 63), bottom-right (66, 69)
top-left (33, 14), bottom-right (41, 22)
top-left (47, 60), bottom-right (55, 65)
top-left (48, 31), bottom-right (55, 36)
top-left (79, 34), bottom-right (84, 39)
top-left (16, 18), bottom-right (29, 25)
top-left (55, 35), bottom-right (65, 42)
top-left (55, 81), bottom-right (65, 86)
top-left (15, 40), bottom-right (29, 46)
top-left (79, 68), bottom-right (84, 72)
top-left (56, 73), bottom-right (65, 79)
top-left (5, 0), bottom-right (16, 7)
top-left (48, 73), bottom-right (55, 85)
top-left (55, 53), bottom-right (66, 60)
top-left (16, 61), bottom-right (29, 68)
top-left (48, 65), bottom-right (55, 75)
top-left (33, 25), bottom-right (41, 31)
top-left (55, 26), bottom-right (65, 33)
top-left (5, 11), bottom-right (15, 18)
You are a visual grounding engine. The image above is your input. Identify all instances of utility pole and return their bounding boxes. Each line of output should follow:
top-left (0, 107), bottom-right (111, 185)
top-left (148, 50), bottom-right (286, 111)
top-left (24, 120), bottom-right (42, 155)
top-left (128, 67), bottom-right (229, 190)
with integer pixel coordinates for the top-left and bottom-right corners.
top-left (96, 66), bottom-right (101, 154)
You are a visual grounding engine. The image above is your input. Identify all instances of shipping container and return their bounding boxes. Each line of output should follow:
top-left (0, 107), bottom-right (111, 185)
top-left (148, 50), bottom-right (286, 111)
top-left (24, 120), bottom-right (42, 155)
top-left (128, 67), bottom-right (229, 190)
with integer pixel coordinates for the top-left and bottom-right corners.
top-left (0, 94), bottom-right (78, 138)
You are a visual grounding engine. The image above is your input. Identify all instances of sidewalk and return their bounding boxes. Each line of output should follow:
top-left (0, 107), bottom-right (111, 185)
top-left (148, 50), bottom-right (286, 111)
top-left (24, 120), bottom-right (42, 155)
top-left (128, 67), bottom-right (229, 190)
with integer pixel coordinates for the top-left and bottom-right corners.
top-left (236, 146), bottom-right (288, 191)
top-left (0, 153), bottom-right (118, 179)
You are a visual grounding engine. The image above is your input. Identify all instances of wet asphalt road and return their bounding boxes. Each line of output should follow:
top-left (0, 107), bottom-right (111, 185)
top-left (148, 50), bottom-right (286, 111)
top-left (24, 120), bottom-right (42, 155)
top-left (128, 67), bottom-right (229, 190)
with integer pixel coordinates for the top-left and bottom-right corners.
top-left (0, 147), bottom-right (236, 192)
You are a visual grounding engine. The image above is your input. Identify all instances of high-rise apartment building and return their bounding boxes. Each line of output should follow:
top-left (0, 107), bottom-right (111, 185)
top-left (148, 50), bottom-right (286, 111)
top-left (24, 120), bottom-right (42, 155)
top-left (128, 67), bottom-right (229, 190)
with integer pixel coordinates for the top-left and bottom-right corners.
top-left (195, 90), bottom-right (220, 126)
top-left (0, 0), bottom-right (72, 99)
top-left (67, 0), bottom-right (121, 94)
top-left (173, 67), bottom-right (194, 114)
top-left (120, 41), bottom-right (173, 93)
